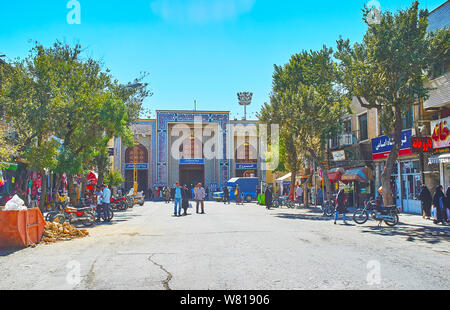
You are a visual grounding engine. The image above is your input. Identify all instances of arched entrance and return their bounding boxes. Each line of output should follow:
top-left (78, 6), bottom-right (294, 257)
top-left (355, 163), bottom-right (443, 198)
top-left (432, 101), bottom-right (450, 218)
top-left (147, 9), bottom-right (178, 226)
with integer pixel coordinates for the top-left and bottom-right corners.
top-left (125, 143), bottom-right (149, 194)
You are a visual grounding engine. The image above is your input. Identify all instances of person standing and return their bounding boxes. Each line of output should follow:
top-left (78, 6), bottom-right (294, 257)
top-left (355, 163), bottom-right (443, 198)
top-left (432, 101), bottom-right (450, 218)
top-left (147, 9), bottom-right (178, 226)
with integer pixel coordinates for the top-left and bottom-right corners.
top-left (295, 185), bottom-right (303, 206)
top-left (334, 189), bottom-right (348, 225)
top-left (147, 187), bottom-right (152, 202)
top-left (223, 186), bottom-right (230, 205)
top-left (419, 185), bottom-right (432, 220)
top-left (101, 184), bottom-right (112, 222)
top-left (432, 185), bottom-right (446, 225)
top-left (195, 183), bottom-right (206, 214)
top-left (445, 187), bottom-right (450, 223)
top-left (181, 184), bottom-right (190, 216)
top-left (235, 185), bottom-right (241, 205)
top-left (173, 182), bottom-right (182, 217)
top-left (265, 185), bottom-right (273, 210)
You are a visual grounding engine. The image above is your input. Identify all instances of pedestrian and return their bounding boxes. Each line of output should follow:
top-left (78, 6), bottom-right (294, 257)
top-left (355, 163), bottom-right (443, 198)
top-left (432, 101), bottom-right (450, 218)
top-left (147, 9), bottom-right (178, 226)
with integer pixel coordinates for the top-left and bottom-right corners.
top-left (235, 185), bottom-right (241, 205)
top-left (316, 187), bottom-right (323, 206)
top-left (295, 184), bottom-right (303, 206)
top-left (265, 185), bottom-right (273, 210)
top-left (432, 185), bottom-right (446, 225)
top-left (173, 182), bottom-right (182, 217)
top-left (148, 187), bottom-right (152, 202)
top-left (445, 187), bottom-right (450, 224)
top-left (334, 189), bottom-right (348, 225)
top-left (419, 185), bottom-right (432, 220)
top-left (101, 184), bottom-right (112, 222)
top-left (164, 186), bottom-right (171, 204)
top-left (181, 184), bottom-right (190, 216)
top-left (223, 185), bottom-right (230, 204)
top-left (194, 183), bottom-right (206, 214)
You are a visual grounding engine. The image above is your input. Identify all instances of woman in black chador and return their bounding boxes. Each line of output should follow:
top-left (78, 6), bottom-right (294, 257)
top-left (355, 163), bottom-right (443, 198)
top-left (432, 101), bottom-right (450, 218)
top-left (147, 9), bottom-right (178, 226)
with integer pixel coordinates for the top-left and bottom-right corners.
top-left (432, 185), bottom-right (446, 225)
top-left (419, 185), bottom-right (432, 219)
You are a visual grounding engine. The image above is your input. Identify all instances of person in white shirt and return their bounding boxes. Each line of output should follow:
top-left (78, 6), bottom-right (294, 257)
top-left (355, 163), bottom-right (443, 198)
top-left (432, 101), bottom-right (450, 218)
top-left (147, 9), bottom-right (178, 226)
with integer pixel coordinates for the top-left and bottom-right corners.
top-left (295, 185), bottom-right (303, 205)
top-left (194, 183), bottom-right (206, 214)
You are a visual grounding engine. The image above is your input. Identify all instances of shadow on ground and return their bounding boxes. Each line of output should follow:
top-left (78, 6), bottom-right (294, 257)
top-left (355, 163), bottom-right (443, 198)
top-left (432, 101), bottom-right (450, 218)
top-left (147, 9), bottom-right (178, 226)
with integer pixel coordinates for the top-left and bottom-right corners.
top-left (360, 223), bottom-right (450, 245)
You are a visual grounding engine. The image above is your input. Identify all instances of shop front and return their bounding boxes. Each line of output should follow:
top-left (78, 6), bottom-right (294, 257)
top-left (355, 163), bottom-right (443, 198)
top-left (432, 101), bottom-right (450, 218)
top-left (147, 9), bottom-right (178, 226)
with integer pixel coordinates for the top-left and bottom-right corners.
top-left (430, 117), bottom-right (450, 191)
top-left (371, 129), bottom-right (422, 214)
top-left (340, 167), bottom-right (374, 208)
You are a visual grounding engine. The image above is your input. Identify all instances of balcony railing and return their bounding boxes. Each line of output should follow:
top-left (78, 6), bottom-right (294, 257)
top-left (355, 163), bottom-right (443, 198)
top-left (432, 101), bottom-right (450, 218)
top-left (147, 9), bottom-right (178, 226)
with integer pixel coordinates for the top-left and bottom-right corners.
top-left (329, 132), bottom-right (359, 150)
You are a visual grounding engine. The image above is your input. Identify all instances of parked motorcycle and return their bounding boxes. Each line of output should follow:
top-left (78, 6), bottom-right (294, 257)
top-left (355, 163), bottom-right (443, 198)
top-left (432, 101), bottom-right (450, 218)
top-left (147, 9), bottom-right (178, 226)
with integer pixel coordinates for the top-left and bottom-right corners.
top-left (272, 196), bottom-right (294, 209)
top-left (111, 196), bottom-right (128, 212)
top-left (353, 198), bottom-right (400, 227)
top-left (49, 199), bottom-right (96, 227)
top-left (95, 203), bottom-right (114, 223)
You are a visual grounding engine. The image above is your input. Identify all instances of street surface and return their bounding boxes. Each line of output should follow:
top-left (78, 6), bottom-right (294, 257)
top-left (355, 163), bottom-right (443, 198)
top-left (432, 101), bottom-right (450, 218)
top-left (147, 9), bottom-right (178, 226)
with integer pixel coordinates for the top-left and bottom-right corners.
top-left (0, 201), bottom-right (449, 290)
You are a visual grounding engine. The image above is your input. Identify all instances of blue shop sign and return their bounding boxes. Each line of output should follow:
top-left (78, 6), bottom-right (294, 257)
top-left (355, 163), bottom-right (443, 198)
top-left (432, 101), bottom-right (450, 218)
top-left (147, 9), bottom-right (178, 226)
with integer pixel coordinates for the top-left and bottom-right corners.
top-left (180, 158), bottom-right (205, 165)
top-left (371, 129), bottom-right (413, 159)
top-left (236, 163), bottom-right (258, 170)
top-left (125, 163), bottom-right (149, 170)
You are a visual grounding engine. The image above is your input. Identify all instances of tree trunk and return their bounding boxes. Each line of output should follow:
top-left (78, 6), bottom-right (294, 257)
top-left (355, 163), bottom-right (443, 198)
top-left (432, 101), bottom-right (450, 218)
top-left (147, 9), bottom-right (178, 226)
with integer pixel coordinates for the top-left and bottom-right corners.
top-left (80, 175), bottom-right (87, 202)
top-left (290, 169), bottom-right (296, 199)
top-left (38, 170), bottom-right (47, 213)
top-left (67, 173), bottom-right (76, 206)
top-left (380, 106), bottom-right (403, 206)
top-left (307, 147), bottom-right (332, 202)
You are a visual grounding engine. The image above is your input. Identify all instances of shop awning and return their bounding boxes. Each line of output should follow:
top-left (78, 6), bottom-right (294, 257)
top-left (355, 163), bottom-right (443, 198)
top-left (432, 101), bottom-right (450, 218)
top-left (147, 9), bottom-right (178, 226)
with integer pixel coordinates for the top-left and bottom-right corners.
top-left (327, 168), bottom-right (345, 183)
top-left (275, 173), bottom-right (291, 183)
top-left (341, 167), bottom-right (373, 183)
top-left (428, 154), bottom-right (450, 165)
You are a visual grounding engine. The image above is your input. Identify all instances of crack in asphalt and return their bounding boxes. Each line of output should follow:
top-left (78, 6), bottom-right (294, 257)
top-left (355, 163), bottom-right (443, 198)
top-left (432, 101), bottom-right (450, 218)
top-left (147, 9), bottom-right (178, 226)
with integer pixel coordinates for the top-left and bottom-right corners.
top-left (148, 254), bottom-right (173, 290)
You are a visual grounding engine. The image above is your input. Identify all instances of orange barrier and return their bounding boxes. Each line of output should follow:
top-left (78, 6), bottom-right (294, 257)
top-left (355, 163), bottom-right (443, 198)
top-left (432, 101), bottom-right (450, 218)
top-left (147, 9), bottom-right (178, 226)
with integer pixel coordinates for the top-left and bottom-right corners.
top-left (0, 209), bottom-right (46, 249)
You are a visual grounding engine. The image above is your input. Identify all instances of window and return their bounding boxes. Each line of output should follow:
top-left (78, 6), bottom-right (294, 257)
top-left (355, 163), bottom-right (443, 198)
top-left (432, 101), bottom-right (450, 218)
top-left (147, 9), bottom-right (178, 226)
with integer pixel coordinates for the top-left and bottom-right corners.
top-left (358, 113), bottom-right (368, 141)
top-left (343, 120), bottom-right (352, 134)
top-left (402, 105), bottom-right (413, 130)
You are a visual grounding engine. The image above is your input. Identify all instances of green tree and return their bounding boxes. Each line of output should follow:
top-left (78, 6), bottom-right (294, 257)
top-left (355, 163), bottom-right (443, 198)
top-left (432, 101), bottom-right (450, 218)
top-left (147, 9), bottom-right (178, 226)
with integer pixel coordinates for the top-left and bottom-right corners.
top-left (335, 1), bottom-right (449, 205)
top-left (260, 47), bottom-right (351, 200)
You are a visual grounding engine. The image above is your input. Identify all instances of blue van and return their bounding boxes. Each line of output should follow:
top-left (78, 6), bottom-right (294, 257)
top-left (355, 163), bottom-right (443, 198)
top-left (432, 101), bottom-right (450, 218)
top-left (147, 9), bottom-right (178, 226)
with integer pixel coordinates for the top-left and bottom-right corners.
top-left (213, 177), bottom-right (259, 203)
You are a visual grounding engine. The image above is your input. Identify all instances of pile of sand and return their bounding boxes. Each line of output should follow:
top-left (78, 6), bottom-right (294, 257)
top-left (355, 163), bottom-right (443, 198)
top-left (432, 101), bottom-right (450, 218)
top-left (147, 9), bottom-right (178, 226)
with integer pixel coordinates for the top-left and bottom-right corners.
top-left (42, 221), bottom-right (89, 243)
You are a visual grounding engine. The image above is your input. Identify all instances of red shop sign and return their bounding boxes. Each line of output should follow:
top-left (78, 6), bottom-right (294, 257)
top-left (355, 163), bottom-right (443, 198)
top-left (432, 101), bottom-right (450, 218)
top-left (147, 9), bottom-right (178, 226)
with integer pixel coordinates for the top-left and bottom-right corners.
top-left (411, 136), bottom-right (433, 153)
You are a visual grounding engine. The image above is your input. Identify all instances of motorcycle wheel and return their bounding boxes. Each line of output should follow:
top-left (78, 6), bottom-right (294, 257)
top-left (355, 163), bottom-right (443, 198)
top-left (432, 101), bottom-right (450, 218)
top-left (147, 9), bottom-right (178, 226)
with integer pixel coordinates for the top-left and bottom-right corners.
top-left (52, 214), bottom-right (66, 224)
top-left (287, 201), bottom-right (295, 209)
top-left (384, 213), bottom-right (399, 227)
top-left (353, 209), bottom-right (369, 224)
top-left (81, 212), bottom-right (96, 227)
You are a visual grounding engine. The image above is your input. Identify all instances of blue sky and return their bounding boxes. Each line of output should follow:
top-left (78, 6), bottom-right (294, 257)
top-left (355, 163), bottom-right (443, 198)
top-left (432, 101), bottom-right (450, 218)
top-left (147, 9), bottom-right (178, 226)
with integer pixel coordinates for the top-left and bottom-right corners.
top-left (0, 0), bottom-right (444, 120)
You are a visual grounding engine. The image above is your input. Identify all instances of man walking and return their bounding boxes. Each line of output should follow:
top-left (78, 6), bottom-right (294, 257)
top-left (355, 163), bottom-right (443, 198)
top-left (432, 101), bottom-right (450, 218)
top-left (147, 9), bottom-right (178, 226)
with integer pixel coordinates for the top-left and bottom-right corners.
top-left (295, 184), bottom-right (303, 206)
top-left (223, 186), bottom-right (230, 205)
top-left (181, 184), bottom-right (190, 216)
top-left (174, 182), bottom-right (182, 216)
top-left (101, 184), bottom-right (112, 222)
top-left (265, 185), bottom-right (273, 210)
top-left (195, 183), bottom-right (206, 214)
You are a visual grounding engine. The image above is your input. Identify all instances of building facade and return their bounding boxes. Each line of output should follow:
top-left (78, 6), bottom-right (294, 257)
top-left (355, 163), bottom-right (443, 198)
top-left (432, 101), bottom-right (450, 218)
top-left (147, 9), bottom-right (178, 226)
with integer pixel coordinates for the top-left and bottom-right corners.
top-left (112, 110), bottom-right (269, 194)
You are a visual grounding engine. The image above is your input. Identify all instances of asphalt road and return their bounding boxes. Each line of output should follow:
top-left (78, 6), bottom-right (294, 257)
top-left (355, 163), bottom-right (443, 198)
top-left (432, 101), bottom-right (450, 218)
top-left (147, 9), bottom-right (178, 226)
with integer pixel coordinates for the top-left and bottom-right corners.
top-left (0, 201), bottom-right (449, 290)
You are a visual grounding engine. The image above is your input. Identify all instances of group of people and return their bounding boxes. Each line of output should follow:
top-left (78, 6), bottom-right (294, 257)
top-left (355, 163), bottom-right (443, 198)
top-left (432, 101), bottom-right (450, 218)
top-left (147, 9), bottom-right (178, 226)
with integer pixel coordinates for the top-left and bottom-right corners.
top-left (148, 185), bottom-right (210, 203)
top-left (419, 185), bottom-right (450, 225)
top-left (172, 182), bottom-right (206, 217)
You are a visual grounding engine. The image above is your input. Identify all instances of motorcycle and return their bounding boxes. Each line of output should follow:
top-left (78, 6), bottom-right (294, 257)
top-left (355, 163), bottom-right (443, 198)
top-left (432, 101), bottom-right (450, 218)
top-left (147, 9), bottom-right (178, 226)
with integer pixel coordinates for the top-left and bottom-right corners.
top-left (111, 196), bottom-right (128, 212)
top-left (49, 199), bottom-right (96, 227)
top-left (353, 198), bottom-right (400, 227)
top-left (95, 203), bottom-right (114, 223)
top-left (272, 196), bottom-right (294, 209)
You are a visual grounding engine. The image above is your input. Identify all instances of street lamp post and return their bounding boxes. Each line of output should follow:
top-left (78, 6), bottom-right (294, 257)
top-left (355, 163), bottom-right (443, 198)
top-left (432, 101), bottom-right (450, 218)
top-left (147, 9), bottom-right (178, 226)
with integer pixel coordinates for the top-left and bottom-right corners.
top-left (237, 92), bottom-right (253, 121)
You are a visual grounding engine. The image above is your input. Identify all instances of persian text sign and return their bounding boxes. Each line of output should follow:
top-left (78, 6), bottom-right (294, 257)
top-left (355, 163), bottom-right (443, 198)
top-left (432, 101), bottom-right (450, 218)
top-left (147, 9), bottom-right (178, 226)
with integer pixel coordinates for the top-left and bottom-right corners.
top-left (431, 117), bottom-right (450, 149)
top-left (371, 129), bottom-right (413, 160)
top-left (125, 163), bottom-right (149, 170)
top-left (411, 137), bottom-right (433, 153)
